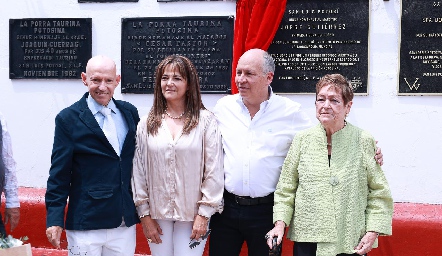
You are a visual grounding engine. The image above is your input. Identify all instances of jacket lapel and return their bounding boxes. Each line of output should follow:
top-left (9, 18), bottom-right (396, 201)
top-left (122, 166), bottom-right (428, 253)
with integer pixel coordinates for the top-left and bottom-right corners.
top-left (115, 100), bottom-right (136, 152)
top-left (78, 93), bottom-right (112, 150)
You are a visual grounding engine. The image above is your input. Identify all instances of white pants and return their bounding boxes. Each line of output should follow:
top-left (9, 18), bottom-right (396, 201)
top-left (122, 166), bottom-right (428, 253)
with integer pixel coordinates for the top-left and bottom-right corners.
top-left (66, 225), bottom-right (136, 256)
top-left (149, 219), bottom-right (207, 256)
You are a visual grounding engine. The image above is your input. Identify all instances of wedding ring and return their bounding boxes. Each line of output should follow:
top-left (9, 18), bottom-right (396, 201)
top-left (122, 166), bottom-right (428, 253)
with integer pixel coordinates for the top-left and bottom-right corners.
top-left (264, 234), bottom-right (270, 240)
top-left (148, 238), bottom-right (152, 243)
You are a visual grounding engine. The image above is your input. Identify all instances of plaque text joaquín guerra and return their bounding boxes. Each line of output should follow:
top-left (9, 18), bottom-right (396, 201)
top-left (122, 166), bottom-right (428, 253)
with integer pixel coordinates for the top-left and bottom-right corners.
top-left (9, 18), bottom-right (92, 79)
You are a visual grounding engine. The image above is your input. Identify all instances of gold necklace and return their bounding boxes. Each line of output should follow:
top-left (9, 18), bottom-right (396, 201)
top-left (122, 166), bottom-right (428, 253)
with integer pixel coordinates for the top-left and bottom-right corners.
top-left (165, 109), bottom-right (185, 119)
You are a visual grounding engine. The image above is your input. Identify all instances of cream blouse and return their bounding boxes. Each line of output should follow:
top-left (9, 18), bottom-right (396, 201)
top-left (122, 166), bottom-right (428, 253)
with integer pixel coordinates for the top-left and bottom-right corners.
top-left (131, 109), bottom-right (224, 221)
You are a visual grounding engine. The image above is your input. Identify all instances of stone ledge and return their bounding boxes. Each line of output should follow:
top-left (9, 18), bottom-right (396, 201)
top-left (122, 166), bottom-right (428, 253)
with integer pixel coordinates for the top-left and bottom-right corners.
top-left (6, 187), bottom-right (442, 256)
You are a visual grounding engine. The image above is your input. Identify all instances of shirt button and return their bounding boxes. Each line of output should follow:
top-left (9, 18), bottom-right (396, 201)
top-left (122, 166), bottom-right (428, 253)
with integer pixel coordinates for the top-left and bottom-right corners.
top-left (329, 176), bottom-right (339, 186)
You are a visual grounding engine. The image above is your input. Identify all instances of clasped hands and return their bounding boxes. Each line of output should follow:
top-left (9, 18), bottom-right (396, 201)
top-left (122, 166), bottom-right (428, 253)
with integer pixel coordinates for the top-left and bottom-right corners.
top-left (140, 214), bottom-right (209, 244)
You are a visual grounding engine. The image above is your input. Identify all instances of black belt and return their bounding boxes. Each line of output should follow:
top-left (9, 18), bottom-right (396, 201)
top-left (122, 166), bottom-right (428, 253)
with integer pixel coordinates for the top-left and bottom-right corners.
top-left (224, 190), bottom-right (274, 206)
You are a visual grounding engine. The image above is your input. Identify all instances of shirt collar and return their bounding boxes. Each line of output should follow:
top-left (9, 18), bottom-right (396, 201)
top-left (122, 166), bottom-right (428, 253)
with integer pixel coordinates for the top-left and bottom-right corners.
top-left (86, 93), bottom-right (117, 115)
top-left (264, 86), bottom-right (274, 107)
top-left (236, 86), bottom-right (273, 113)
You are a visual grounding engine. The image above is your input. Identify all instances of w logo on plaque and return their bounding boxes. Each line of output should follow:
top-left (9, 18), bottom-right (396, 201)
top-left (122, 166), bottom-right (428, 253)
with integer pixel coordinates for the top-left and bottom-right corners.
top-left (403, 78), bottom-right (420, 91)
top-left (399, 0), bottom-right (442, 95)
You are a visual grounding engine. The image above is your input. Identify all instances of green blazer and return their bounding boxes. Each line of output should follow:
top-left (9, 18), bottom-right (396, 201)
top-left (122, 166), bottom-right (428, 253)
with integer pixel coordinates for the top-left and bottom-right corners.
top-left (273, 122), bottom-right (393, 256)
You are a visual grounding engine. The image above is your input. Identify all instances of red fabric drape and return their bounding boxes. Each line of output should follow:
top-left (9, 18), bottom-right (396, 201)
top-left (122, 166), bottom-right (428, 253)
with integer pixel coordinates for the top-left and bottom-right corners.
top-left (230, 0), bottom-right (287, 94)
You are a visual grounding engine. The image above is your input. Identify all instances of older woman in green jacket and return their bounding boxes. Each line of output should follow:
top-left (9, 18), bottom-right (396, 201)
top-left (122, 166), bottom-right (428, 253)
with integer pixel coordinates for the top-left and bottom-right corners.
top-left (266, 74), bottom-right (393, 256)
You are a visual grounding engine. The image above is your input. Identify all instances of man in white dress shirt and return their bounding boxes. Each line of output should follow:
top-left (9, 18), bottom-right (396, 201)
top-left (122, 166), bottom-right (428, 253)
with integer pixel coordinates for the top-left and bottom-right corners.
top-left (209, 49), bottom-right (311, 256)
top-left (0, 112), bottom-right (20, 237)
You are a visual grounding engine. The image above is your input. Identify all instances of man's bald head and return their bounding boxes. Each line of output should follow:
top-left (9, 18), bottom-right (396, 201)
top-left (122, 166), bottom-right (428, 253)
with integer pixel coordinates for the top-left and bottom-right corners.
top-left (81, 55), bottom-right (120, 106)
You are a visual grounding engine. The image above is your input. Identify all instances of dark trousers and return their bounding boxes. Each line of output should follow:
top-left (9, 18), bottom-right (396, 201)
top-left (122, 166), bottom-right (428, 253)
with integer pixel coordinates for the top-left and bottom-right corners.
top-left (0, 213), bottom-right (6, 237)
top-left (209, 194), bottom-right (274, 256)
top-left (294, 242), bottom-right (365, 256)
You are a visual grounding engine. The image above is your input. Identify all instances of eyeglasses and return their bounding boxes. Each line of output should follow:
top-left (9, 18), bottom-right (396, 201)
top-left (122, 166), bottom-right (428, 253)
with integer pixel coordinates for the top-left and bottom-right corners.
top-left (315, 98), bottom-right (342, 106)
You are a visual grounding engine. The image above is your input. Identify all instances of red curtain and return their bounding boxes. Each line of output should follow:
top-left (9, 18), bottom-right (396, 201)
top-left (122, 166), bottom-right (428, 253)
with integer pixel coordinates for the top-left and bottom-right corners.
top-left (230, 0), bottom-right (287, 94)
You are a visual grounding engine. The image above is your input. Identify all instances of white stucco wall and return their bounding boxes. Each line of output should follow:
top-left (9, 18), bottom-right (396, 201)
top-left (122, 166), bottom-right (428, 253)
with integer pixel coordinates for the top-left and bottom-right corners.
top-left (0, 0), bottom-right (440, 204)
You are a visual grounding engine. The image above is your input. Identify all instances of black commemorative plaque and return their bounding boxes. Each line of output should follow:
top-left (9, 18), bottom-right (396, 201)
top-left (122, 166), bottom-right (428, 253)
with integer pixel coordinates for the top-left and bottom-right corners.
top-left (121, 16), bottom-right (233, 94)
top-left (10, 18), bottom-right (92, 79)
top-left (79, 0), bottom-right (137, 2)
top-left (267, 0), bottom-right (369, 94)
top-left (399, 0), bottom-right (442, 95)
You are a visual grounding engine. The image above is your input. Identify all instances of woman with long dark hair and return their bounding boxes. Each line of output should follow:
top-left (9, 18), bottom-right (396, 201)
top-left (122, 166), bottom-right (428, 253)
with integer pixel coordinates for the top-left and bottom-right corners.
top-left (132, 55), bottom-right (223, 256)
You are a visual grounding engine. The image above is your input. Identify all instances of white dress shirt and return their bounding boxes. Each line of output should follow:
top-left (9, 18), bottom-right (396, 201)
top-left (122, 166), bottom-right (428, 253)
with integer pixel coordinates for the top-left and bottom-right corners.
top-left (213, 87), bottom-right (311, 198)
top-left (0, 112), bottom-right (19, 208)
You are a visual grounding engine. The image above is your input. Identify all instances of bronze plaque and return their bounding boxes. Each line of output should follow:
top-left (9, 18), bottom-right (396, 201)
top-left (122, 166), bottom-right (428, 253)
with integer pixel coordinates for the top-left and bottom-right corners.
top-left (399, 0), bottom-right (442, 95)
top-left (268, 0), bottom-right (369, 94)
top-left (9, 18), bottom-right (92, 79)
top-left (121, 16), bottom-right (234, 94)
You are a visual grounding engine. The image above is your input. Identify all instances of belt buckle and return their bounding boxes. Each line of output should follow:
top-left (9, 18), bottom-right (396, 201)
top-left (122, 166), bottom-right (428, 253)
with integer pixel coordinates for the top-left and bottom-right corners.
top-left (234, 195), bottom-right (242, 204)
top-left (235, 195), bottom-right (247, 205)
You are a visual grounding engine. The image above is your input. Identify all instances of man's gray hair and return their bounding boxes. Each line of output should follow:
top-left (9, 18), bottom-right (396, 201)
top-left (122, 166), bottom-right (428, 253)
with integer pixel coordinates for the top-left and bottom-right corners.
top-left (263, 51), bottom-right (275, 74)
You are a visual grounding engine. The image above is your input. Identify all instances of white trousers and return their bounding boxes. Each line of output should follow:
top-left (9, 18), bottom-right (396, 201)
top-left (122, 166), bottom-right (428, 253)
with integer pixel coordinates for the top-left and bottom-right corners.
top-left (66, 225), bottom-right (136, 256)
top-left (149, 219), bottom-right (207, 256)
